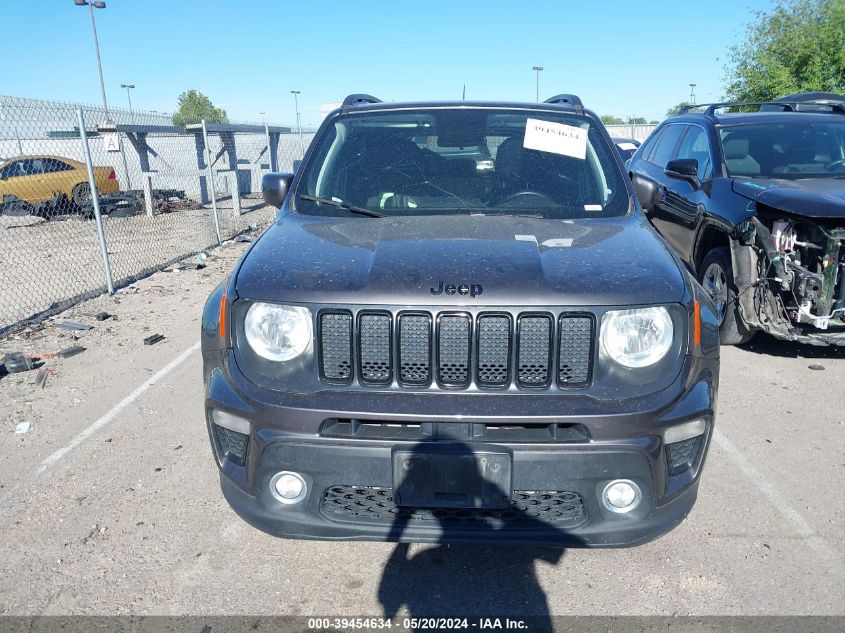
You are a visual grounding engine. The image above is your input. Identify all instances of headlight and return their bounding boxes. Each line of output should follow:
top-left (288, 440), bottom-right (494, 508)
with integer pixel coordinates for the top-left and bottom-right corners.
top-left (600, 307), bottom-right (673, 368)
top-left (244, 303), bottom-right (312, 361)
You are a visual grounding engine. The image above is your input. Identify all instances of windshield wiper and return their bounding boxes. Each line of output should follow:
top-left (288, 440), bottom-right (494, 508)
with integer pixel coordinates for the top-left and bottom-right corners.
top-left (298, 194), bottom-right (383, 218)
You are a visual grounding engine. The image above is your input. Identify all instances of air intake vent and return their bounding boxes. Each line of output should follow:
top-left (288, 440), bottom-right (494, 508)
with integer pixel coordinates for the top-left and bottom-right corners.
top-left (319, 312), bottom-right (353, 382)
top-left (517, 315), bottom-right (552, 386)
top-left (558, 315), bottom-right (593, 386)
top-left (437, 314), bottom-right (471, 386)
top-left (315, 308), bottom-right (595, 390)
top-left (358, 313), bottom-right (392, 384)
top-left (476, 315), bottom-right (511, 386)
top-left (398, 314), bottom-right (431, 384)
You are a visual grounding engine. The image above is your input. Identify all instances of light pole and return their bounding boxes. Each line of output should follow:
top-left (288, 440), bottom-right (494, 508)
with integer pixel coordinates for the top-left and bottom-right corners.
top-left (291, 90), bottom-right (304, 157)
top-left (74, 0), bottom-right (109, 121)
top-left (689, 83), bottom-right (697, 105)
top-left (121, 83), bottom-right (135, 122)
top-left (532, 66), bottom-right (543, 102)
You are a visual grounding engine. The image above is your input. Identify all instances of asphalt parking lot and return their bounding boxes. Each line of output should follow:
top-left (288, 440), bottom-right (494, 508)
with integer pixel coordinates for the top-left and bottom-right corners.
top-left (0, 243), bottom-right (843, 617)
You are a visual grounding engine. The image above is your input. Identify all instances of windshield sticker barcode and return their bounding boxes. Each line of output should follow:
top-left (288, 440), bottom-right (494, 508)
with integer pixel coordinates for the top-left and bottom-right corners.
top-left (523, 118), bottom-right (588, 159)
top-left (584, 204), bottom-right (603, 211)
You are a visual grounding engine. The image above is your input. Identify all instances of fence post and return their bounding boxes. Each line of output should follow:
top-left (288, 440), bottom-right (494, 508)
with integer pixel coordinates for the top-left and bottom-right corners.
top-left (201, 118), bottom-right (222, 245)
top-left (264, 121), bottom-right (276, 172)
top-left (77, 107), bottom-right (115, 295)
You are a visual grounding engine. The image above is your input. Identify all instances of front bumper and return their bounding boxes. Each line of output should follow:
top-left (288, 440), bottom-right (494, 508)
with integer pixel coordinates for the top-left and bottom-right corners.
top-left (203, 352), bottom-right (717, 547)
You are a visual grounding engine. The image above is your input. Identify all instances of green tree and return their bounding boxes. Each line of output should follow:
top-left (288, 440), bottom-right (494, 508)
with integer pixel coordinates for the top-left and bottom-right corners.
top-left (666, 101), bottom-right (691, 116)
top-left (627, 116), bottom-right (648, 124)
top-left (600, 114), bottom-right (625, 125)
top-left (172, 90), bottom-right (228, 126)
top-left (724, 0), bottom-right (845, 101)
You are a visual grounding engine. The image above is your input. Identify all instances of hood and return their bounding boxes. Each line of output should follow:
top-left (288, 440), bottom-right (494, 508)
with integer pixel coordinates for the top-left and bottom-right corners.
top-left (235, 213), bottom-right (686, 307)
top-left (732, 177), bottom-right (845, 219)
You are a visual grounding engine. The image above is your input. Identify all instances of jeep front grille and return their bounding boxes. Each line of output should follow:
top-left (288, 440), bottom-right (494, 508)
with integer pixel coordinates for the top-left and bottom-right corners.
top-left (317, 309), bottom-right (594, 389)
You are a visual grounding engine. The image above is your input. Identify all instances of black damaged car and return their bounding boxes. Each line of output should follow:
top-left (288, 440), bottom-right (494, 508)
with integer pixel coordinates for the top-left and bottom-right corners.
top-left (628, 92), bottom-right (845, 346)
top-left (201, 93), bottom-right (720, 547)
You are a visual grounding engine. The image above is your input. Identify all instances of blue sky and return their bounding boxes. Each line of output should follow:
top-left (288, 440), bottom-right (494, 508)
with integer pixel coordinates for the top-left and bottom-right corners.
top-left (4, 0), bottom-right (772, 126)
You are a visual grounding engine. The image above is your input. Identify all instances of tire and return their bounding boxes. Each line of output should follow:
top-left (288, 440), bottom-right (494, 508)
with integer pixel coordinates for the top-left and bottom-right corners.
top-left (72, 182), bottom-right (92, 206)
top-left (699, 247), bottom-right (755, 346)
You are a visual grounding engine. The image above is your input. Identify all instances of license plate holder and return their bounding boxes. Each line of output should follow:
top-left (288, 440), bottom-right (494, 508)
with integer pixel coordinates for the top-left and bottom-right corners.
top-left (392, 448), bottom-right (512, 509)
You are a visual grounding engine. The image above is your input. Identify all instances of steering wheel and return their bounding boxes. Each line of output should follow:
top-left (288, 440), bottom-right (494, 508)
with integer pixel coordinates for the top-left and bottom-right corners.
top-left (494, 191), bottom-right (556, 208)
top-left (825, 159), bottom-right (845, 172)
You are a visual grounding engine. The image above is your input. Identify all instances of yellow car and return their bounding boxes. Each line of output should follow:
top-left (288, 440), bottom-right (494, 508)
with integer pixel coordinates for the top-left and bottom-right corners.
top-left (0, 154), bottom-right (119, 207)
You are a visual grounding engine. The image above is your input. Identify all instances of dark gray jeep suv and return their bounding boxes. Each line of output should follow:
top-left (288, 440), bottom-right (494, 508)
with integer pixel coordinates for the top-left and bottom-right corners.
top-left (201, 94), bottom-right (721, 546)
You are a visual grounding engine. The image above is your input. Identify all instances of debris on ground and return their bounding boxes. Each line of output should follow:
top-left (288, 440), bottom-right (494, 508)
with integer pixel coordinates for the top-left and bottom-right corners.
top-left (2, 352), bottom-right (35, 373)
top-left (143, 334), bottom-right (165, 346)
top-left (15, 421), bottom-right (31, 434)
top-left (58, 346), bottom-right (86, 358)
top-left (809, 364), bottom-right (825, 371)
top-left (167, 252), bottom-right (210, 273)
top-left (56, 321), bottom-right (92, 332)
top-left (78, 189), bottom-right (201, 219)
top-left (94, 312), bottom-right (112, 321)
top-left (34, 367), bottom-right (51, 388)
top-left (234, 234), bottom-right (253, 243)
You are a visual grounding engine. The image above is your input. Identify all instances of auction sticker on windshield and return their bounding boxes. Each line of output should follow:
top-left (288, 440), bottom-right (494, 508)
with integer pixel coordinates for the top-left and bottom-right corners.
top-left (523, 118), bottom-right (587, 159)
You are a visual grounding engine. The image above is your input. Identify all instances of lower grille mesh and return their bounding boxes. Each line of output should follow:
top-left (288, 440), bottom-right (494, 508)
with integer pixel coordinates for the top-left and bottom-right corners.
top-left (322, 485), bottom-right (586, 526)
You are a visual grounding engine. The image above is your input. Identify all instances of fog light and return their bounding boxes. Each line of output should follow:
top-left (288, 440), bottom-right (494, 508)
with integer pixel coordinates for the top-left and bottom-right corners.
top-left (602, 479), bottom-right (641, 514)
top-left (270, 471), bottom-right (307, 504)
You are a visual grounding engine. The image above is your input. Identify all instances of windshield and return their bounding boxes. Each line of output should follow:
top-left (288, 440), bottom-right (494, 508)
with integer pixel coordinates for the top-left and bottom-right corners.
top-left (295, 108), bottom-right (630, 218)
top-left (719, 119), bottom-right (845, 178)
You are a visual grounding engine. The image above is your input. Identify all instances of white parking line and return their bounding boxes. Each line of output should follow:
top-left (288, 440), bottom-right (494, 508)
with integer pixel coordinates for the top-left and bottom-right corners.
top-left (713, 428), bottom-right (844, 579)
top-left (36, 341), bottom-right (201, 475)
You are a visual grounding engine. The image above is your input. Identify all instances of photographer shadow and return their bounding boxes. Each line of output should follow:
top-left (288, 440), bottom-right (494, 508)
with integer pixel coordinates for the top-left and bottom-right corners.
top-left (377, 441), bottom-right (585, 629)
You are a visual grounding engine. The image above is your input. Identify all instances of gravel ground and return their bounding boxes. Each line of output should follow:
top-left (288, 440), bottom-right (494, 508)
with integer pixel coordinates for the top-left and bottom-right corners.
top-left (0, 196), bottom-right (274, 329)
top-left (0, 245), bottom-right (843, 617)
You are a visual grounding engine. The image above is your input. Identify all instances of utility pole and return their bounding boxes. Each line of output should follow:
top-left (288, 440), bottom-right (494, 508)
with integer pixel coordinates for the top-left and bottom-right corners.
top-left (532, 66), bottom-right (544, 102)
top-left (689, 83), bottom-right (697, 105)
top-left (291, 90), bottom-right (304, 158)
top-left (121, 84), bottom-right (135, 123)
top-left (74, 0), bottom-right (110, 122)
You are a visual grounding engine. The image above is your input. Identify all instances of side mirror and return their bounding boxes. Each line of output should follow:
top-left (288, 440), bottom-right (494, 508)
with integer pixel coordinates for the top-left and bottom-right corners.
top-left (631, 173), bottom-right (658, 212)
top-left (261, 172), bottom-right (294, 208)
top-left (665, 159), bottom-right (700, 189)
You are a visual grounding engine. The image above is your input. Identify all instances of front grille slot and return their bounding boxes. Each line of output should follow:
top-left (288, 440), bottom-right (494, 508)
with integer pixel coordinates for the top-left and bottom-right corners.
top-left (358, 313), bottom-right (392, 384)
top-left (437, 314), bottom-right (471, 386)
top-left (398, 314), bottom-right (431, 385)
top-left (517, 315), bottom-right (552, 386)
top-left (319, 311), bottom-right (353, 382)
top-left (558, 315), bottom-right (593, 386)
top-left (476, 315), bottom-right (511, 386)
top-left (322, 486), bottom-right (586, 527)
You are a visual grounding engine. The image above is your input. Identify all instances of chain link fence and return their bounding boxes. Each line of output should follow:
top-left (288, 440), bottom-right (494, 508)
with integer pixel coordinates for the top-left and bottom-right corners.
top-left (0, 95), bottom-right (314, 332)
top-left (604, 124), bottom-right (658, 142)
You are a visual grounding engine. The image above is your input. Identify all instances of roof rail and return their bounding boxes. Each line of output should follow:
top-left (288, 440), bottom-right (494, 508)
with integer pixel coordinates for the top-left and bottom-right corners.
top-left (678, 98), bottom-right (845, 116)
top-left (543, 94), bottom-right (584, 110)
top-left (342, 94), bottom-right (382, 108)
